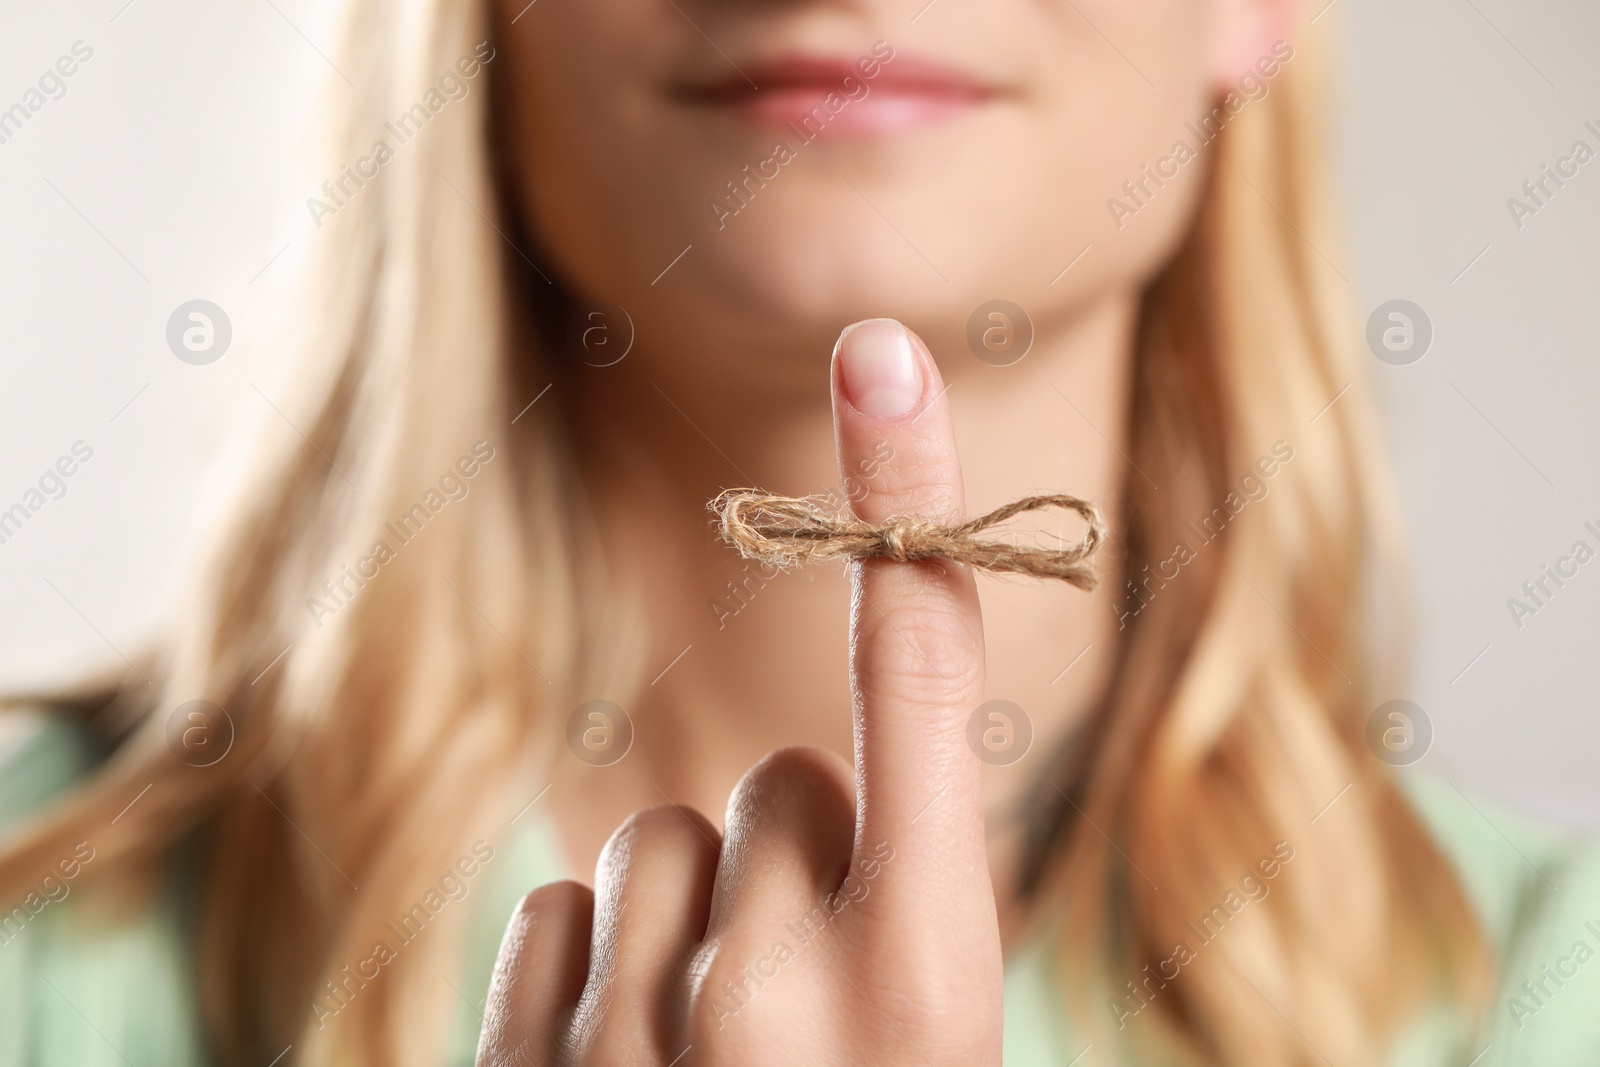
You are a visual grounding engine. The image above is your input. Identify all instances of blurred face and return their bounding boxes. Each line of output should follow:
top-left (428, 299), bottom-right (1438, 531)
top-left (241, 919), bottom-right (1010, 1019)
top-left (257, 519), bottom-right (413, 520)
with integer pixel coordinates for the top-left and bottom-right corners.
top-left (493, 0), bottom-right (1288, 379)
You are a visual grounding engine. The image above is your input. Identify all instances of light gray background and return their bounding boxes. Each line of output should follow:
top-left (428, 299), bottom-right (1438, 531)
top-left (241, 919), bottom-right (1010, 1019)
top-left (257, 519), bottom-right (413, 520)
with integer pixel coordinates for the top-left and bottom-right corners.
top-left (2, 1), bottom-right (1596, 828)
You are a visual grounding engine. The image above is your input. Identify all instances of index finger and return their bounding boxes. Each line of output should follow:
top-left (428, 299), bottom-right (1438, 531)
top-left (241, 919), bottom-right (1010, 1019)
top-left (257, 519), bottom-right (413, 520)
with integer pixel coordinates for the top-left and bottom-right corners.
top-left (830, 319), bottom-right (993, 917)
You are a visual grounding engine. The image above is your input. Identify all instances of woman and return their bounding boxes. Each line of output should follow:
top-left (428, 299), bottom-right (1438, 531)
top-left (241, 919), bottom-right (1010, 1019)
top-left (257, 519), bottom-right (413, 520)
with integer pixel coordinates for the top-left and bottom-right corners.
top-left (1, 0), bottom-right (1596, 1064)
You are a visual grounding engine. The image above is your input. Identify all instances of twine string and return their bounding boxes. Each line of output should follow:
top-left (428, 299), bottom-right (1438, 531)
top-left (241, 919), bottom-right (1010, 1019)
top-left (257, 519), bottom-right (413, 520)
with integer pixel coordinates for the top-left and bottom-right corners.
top-left (711, 489), bottom-right (1106, 591)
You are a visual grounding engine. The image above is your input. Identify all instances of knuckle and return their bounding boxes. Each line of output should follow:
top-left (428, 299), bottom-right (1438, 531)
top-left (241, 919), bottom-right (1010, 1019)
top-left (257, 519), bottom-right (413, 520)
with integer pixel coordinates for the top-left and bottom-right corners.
top-left (723, 746), bottom-right (856, 862)
top-left (855, 590), bottom-right (985, 704)
top-left (601, 803), bottom-right (719, 869)
top-left (594, 806), bottom-right (720, 911)
top-left (686, 936), bottom-right (786, 1038)
top-left (512, 879), bottom-right (590, 927)
top-left (728, 746), bottom-right (853, 817)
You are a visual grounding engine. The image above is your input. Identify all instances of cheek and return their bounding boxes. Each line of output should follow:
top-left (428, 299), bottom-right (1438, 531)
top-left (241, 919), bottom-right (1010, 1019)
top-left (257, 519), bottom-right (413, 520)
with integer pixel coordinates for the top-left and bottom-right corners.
top-left (494, 0), bottom-right (676, 282)
top-left (1025, 2), bottom-right (1219, 278)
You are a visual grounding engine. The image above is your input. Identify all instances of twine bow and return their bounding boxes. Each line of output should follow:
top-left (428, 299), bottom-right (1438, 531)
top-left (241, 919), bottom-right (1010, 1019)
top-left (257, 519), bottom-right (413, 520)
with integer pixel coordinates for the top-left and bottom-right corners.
top-left (711, 490), bottom-right (1106, 591)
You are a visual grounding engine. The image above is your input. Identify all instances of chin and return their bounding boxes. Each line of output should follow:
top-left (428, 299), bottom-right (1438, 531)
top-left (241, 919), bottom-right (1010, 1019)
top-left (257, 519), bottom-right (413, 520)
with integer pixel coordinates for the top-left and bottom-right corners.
top-left (703, 225), bottom-right (963, 327)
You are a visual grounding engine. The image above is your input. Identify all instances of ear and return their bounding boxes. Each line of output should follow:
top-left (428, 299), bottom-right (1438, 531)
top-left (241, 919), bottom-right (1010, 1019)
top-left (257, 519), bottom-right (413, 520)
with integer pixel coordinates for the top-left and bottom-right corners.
top-left (1206, 0), bottom-right (1299, 89)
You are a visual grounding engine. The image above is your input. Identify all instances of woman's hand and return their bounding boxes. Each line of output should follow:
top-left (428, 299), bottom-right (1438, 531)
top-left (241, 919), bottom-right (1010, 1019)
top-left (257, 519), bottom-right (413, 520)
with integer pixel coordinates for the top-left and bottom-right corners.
top-left (476, 319), bottom-right (1004, 1066)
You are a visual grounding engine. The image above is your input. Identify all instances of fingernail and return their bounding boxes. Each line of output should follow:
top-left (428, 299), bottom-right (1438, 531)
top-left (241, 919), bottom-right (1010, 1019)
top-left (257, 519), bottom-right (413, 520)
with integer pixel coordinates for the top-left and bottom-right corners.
top-left (835, 320), bottom-right (923, 419)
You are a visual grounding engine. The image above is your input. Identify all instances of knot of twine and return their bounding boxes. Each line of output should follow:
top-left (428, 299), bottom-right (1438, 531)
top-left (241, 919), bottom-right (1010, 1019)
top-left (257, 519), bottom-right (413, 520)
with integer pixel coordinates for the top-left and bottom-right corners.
top-left (711, 490), bottom-right (1105, 591)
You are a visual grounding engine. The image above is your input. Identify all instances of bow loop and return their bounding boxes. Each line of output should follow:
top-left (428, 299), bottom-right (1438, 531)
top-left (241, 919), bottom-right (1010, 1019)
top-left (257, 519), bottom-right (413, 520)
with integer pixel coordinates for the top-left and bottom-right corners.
top-left (711, 489), bottom-right (1105, 591)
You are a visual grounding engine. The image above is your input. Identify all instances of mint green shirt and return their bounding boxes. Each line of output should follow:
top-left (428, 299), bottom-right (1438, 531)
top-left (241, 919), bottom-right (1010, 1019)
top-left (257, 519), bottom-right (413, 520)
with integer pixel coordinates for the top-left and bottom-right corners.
top-left (3, 712), bottom-right (1598, 1064)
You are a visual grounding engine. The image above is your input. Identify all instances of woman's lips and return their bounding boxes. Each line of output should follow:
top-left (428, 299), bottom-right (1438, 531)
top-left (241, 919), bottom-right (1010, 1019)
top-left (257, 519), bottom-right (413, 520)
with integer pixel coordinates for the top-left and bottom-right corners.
top-left (675, 54), bottom-right (1000, 136)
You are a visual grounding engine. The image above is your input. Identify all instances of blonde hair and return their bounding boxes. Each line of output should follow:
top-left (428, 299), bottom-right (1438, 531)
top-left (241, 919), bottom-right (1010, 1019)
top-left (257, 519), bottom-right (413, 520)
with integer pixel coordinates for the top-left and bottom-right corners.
top-left (1028, 23), bottom-right (1488, 1066)
top-left (0, 2), bottom-right (1484, 1065)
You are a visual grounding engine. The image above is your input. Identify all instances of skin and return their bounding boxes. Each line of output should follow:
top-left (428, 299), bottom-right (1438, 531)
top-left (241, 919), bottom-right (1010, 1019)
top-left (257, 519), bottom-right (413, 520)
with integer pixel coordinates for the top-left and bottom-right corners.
top-left (479, 0), bottom-right (1293, 1061)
